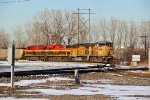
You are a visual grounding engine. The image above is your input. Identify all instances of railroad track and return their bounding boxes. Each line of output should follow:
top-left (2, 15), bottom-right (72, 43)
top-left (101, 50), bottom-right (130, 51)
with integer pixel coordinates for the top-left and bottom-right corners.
top-left (0, 64), bottom-right (116, 78)
top-left (0, 63), bottom-right (147, 78)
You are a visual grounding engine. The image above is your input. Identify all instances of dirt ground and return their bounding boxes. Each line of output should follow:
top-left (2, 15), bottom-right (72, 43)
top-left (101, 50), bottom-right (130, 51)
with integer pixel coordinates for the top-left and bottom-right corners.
top-left (0, 70), bottom-right (150, 100)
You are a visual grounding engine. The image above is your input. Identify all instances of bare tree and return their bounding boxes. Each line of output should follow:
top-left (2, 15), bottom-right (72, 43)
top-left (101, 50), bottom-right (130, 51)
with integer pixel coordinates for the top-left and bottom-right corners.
top-left (0, 28), bottom-right (9, 48)
top-left (63, 10), bottom-right (78, 44)
top-left (50, 10), bottom-right (64, 45)
top-left (90, 23), bottom-right (99, 42)
top-left (24, 21), bottom-right (37, 46)
top-left (34, 9), bottom-right (52, 45)
top-left (128, 21), bottom-right (138, 49)
top-left (108, 17), bottom-right (118, 46)
top-left (99, 19), bottom-right (108, 41)
top-left (13, 26), bottom-right (27, 48)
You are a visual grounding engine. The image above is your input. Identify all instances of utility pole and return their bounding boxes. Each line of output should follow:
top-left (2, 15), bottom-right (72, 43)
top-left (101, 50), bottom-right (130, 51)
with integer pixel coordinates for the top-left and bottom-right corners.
top-left (77, 8), bottom-right (80, 45)
top-left (73, 8), bottom-right (94, 44)
top-left (89, 8), bottom-right (91, 43)
top-left (140, 35), bottom-right (148, 59)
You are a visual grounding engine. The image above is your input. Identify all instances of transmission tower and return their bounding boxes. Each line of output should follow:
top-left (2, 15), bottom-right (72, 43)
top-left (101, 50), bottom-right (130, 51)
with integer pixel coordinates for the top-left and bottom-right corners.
top-left (73, 8), bottom-right (94, 44)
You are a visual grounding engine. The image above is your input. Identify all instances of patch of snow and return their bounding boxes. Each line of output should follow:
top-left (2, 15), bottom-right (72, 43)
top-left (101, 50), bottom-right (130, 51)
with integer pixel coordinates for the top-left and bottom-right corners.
top-left (25, 88), bottom-right (96, 95)
top-left (116, 96), bottom-right (150, 100)
top-left (0, 77), bottom-right (72, 86)
top-left (23, 84), bottom-right (150, 100)
top-left (0, 83), bottom-right (10, 86)
top-left (15, 79), bottom-right (47, 86)
top-left (119, 66), bottom-right (129, 68)
top-left (84, 84), bottom-right (150, 96)
top-left (128, 70), bottom-right (148, 73)
top-left (0, 97), bottom-right (48, 100)
top-left (47, 77), bottom-right (73, 82)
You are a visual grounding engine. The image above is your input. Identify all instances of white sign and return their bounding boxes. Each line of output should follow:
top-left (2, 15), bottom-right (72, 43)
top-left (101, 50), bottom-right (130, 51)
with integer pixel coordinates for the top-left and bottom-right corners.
top-left (132, 55), bottom-right (140, 62)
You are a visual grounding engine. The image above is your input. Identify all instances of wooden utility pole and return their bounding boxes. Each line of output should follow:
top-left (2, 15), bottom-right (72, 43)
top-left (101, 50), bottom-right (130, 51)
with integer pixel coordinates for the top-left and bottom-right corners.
top-left (77, 8), bottom-right (80, 45)
top-left (140, 35), bottom-right (148, 59)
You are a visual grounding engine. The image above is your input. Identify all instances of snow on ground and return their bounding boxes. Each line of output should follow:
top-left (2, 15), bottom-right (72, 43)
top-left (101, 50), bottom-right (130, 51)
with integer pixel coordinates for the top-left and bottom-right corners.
top-left (1, 61), bottom-right (150, 99)
top-left (0, 77), bottom-right (73, 86)
top-left (0, 97), bottom-right (48, 100)
top-left (0, 75), bottom-right (150, 100)
top-left (116, 97), bottom-right (150, 100)
top-left (0, 61), bottom-right (97, 72)
top-left (24, 84), bottom-right (150, 100)
top-left (128, 70), bottom-right (150, 74)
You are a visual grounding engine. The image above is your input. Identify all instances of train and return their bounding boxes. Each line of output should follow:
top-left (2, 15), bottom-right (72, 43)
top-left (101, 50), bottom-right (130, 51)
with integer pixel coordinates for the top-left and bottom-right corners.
top-left (0, 41), bottom-right (113, 63)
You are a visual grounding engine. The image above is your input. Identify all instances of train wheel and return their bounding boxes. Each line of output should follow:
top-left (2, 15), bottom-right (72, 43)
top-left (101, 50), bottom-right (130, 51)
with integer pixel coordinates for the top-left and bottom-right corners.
top-left (40, 57), bottom-right (45, 61)
top-left (57, 57), bottom-right (62, 62)
top-left (48, 57), bottom-right (53, 62)
top-left (90, 57), bottom-right (97, 62)
top-left (82, 57), bottom-right (87, 62)
top-left (70, 57), bottom-right (75, 62)
top-left (62, 57), bottom-right (68, 62)
top-left (25, 57), bottom-right (29, 61)
top-left (52, 57), bottom-right (59, 62)
top-left (97, 57), bottom-right (101, 63)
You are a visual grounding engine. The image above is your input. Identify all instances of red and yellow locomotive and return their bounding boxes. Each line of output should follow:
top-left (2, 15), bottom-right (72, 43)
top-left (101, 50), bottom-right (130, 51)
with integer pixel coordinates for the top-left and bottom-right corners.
top-left (23, 45), bottom-right (70, 61)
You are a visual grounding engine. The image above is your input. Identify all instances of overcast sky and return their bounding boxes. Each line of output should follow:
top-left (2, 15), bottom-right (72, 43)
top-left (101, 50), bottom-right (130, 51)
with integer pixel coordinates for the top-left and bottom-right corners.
top-left (0, 0), bottom-right (150, 34)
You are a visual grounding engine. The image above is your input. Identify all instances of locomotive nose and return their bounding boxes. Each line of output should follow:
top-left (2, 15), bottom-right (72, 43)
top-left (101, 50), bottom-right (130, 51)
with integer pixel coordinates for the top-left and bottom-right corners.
top-left (109, 49), bottom-right (114, 56)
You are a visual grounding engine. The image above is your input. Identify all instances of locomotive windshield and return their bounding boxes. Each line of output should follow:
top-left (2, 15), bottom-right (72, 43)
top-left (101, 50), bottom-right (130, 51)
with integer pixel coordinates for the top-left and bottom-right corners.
top-left (67, 41), bottom-right (113, 48)
top-left (96, 41), bottom-right (113, 47)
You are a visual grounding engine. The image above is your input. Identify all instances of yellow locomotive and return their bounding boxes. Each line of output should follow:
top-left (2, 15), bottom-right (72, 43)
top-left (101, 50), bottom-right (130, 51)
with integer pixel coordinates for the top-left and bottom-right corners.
top-left (68, 41), bottom-right (113, 62)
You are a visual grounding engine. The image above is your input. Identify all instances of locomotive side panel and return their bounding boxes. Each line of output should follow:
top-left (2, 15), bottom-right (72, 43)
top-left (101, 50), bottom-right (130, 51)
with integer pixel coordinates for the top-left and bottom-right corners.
top-left (23, 49), bottom-right (70, 61)
top-left (77, 46), bottom-right (86, 56)
top-left (15, 49), bottom-right (24, 60)
top-left (70, 48), bottom-right (78, 57)
top-left (91, 45), bottom-right (99, 56)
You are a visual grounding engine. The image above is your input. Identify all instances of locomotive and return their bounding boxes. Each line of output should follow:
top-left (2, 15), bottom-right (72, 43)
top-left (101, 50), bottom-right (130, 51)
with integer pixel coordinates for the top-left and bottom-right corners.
top-left (0, 41), bottom-right (113, 63)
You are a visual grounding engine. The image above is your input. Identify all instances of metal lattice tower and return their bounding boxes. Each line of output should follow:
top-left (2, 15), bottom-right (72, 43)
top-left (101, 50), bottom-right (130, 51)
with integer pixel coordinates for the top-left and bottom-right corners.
top-left (73, 8), bottom-right (94, 44)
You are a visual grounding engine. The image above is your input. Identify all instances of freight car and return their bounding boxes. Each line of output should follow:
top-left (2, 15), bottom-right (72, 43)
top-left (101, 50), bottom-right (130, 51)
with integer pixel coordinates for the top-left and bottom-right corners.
top-left (0, 41), bottom-right (113, 63)
top-left (0, 49), bottom-right (23, 60)
top-left (0, 49), bottom-right (7, 60)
